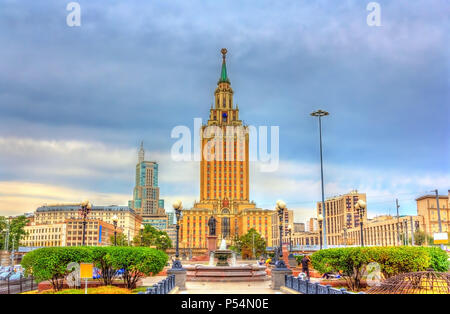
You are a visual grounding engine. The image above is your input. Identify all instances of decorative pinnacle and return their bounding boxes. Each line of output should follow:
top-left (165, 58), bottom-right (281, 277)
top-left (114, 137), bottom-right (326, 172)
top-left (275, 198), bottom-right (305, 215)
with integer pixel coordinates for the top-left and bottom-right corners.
top-left (221, 48), bottom-right (227, 59)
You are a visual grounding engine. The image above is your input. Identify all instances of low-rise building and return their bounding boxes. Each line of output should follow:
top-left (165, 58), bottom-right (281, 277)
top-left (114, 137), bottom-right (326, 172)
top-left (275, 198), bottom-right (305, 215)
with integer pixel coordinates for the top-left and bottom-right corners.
top-left (34, 204), bottom-right (142, 242)
top-left (416, 192), bottom-right (449, 234)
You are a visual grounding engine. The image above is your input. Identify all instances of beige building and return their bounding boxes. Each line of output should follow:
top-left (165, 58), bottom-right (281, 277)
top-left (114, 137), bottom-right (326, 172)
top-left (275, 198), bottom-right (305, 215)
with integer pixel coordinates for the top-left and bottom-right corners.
top-left (22, 219), bottom-right (120, 247)
top-left (34, 204), bottom-right (142, 242)
top-left (317, 190), bottom-right (367, 246)
top-left (291, 231), bottom-right (320, 247)
top-left (271, 207), bottom-right (294, 247)
top-left (308, 218), bottom-right (318, 232)
top-left (345, 215), bottom-right (423, 246)
top-left (416, 192), bottom-right (449, 234)
top-left (22, 223), bottom-right (67, 247)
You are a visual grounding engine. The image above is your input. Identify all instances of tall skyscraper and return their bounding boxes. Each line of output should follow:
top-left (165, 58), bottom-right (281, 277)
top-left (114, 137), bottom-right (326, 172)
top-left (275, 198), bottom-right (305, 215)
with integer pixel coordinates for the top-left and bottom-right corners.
top-left (179, 49), bottom-right (273, 249)
top-left (129, 143), bottom-right (164, 217)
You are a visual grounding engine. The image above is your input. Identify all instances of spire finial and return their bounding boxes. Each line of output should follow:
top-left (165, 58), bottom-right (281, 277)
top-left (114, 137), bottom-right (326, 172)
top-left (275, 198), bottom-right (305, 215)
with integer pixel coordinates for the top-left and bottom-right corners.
top-left (219, 48), bottom-right (230, 84)
top-left (221, 48), bottom-right (227, 60)
top-left (138, 141), bottom-right (145, 163)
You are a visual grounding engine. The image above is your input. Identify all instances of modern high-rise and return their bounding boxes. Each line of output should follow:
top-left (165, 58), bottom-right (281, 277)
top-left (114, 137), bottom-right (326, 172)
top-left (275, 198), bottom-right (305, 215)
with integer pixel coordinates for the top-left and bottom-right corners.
top-left (179, 49), bottom-right (274, 249)
top-left (129, 142), bottom-right (165, 216)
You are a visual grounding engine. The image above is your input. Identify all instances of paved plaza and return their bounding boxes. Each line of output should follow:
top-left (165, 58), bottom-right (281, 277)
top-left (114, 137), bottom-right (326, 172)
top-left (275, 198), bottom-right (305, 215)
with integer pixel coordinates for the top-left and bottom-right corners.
top-left (142, 276), bottom-right (283, 294)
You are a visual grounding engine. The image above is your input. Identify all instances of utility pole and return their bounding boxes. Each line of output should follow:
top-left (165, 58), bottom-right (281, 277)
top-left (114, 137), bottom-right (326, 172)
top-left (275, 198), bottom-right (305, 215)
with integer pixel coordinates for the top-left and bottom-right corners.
top-left (252, 232), bottom-right (255, 259)
top-left (410, 216), bottom-right (415, 246)
top-left (434, 189), bottom-right (444, 250)
top-left (396, 199), bottom-right (400, 246)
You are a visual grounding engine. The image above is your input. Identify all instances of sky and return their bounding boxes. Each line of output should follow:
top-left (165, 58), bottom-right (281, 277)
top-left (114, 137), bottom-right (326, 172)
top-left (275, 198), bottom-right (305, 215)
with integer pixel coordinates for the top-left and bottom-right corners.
top-left (0, 0), bottom-right (448, 224)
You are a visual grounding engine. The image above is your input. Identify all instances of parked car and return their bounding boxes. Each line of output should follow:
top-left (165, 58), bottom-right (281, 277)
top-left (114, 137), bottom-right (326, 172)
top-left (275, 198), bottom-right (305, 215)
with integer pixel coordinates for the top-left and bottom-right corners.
top-left (8, 272), bottom-right (23, 281)
top-left (0, 271), bottom-right (13, 280)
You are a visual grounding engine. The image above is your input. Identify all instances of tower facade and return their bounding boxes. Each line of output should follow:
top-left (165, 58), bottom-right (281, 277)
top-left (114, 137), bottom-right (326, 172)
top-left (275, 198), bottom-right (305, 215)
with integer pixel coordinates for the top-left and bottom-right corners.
top-left (129, 144), bottom-right (164, 217)
top-left (179, 49), bottom-right (273, 250)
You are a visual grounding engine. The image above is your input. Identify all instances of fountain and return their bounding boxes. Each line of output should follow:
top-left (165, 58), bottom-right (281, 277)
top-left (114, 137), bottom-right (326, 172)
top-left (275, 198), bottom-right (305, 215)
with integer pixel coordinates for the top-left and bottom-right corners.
top-left (213, 239), bottom-right (233, 266)
top-left (184, 217), bottom-right (268, 282)
top-left (185, 238), bottom-right (268, 282)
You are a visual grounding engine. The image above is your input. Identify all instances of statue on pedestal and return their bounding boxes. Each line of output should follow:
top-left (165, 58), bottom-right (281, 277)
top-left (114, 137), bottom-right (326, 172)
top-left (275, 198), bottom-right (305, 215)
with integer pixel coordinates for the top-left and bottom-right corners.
top-left (207, 216), bottom-right (217, 236)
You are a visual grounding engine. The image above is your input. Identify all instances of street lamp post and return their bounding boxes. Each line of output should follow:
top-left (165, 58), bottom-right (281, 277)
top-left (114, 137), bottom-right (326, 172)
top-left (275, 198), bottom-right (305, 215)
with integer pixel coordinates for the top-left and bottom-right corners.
top-left (311, 109), bottom-right (329, 249)
top-left (79, 200), bottom-right (92, 246)
top-left (355, 200), bottom-right (366, 247)
top-left (317, 214), bottom-right (323, 250)
top-left (112, 215), bottom-right (118, 246)
top-left (172, 200), bottom-right (183, 269)
top-left (275, 200), bottom-right (287, 269)
top-left (434, 189), bottom-right (445, 250)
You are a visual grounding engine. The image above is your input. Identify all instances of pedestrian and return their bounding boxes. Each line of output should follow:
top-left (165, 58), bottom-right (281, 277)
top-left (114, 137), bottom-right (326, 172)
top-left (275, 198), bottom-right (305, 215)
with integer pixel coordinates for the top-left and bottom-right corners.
top-left (301, 255), bottom-right (310, 279)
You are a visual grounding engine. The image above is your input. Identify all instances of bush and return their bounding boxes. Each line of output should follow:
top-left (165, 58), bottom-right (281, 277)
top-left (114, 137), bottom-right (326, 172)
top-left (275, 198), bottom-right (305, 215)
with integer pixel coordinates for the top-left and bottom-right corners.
top-left (425, 247), bottom-right (449, 272)
top-left (310, 246), bottom-right (444, 291)
top-left (22, 247), bottom-right (92, 291)
top-left (104, 246), bottom-right (168, 289)
top-left (22, 246), bottom-right (168, 291)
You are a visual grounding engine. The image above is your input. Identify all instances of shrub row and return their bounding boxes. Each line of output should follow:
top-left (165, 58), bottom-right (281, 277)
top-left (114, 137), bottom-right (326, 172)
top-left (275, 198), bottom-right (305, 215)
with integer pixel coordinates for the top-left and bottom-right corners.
top-left (310, 246), bottom-right (448, 291)
top-left (21, 246), bottom-right (168, 291)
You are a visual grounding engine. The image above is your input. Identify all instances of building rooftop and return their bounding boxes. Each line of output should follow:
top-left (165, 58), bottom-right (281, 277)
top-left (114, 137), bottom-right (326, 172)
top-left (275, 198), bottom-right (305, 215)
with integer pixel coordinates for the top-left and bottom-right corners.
top-left (36, 204), bottom-right (135, 214)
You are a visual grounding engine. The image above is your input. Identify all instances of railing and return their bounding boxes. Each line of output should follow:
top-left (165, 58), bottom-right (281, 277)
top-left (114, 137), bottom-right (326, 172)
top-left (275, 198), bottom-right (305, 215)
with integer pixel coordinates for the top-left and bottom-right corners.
top-left (139, 275), bottom-right (175, 294)
top-left (0, 276), bottom-right (36, 294)
top-left (285, 275), bottom-right (364, 294)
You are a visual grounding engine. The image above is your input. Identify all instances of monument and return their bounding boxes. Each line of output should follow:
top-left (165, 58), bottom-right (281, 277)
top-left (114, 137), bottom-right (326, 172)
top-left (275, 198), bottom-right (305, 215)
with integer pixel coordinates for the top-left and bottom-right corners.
top-left (207, 216), bottom-right (218, 254)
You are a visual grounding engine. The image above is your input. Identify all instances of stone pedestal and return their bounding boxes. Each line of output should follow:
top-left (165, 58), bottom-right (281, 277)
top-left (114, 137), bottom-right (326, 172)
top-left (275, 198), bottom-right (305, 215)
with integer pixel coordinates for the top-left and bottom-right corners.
top-left (167, 268), bottom-right (187, 291)
top-left (207, 235), bottom-right (218, 254)
top-left (271, 268), bottom-right (292, 290)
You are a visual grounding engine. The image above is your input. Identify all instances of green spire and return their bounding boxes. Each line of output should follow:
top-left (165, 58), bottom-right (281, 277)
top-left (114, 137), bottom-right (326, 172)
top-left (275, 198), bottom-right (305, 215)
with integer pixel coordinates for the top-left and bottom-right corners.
top-left (219, 48), bottom-right (230, 83)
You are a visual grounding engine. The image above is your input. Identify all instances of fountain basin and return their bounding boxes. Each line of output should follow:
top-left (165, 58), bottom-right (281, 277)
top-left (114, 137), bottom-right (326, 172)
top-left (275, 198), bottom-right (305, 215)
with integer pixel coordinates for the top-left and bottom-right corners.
top-left (185, 264), bottom-right (268, 282)
top-left (214, 250), bottom-right (233, 266)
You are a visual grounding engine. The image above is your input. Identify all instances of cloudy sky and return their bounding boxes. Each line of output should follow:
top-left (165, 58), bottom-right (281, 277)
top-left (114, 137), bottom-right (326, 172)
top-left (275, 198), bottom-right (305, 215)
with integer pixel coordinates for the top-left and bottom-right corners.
top-left (0, 0), bottom-right (448, 223)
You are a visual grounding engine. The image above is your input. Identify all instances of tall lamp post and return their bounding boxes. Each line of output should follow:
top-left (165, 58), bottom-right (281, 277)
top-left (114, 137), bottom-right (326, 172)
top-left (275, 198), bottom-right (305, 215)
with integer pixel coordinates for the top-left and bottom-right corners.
top-left (355, 200), bottom-right (366, 247)
top-left (311, 109), bottom-right (329, 249)
top-left (275, 200), bottom-right (287, 269)
top-left (287, 224), bottom-right (293, 254)
top-left (317, 214), bottom-right (323, 250)
top-left (434, 189), bottom-right (445, 250)
top-left (112, 215), bottom-right (118, 246)
top-left (172, 200), bottom-right (183, 269)
top-left (79, 200), bottom-right (92, 246)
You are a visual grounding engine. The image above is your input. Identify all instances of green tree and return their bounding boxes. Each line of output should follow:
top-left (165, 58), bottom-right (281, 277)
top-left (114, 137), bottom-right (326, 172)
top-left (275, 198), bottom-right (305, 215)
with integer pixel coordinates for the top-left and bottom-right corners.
top-left (0, 216), bottom-right (6, 250)
top-left (106, 246), bottom-right (168, 289)
top-left (414, 230), bottom-right (427, 246)
top-left (133, 225), bottom-right (172, 251)
top-left (109, 233), bottom-right (129, 246)
top-left (234, 228), bottom-right (266, 259)
top-left (0, 216), bottom-right (29, 250)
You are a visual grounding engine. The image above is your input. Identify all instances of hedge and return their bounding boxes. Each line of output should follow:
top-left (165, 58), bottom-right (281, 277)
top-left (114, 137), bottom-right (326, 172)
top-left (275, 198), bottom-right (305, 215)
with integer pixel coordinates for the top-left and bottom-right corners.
top-left (310, 246), bottom-right (449, 291)
top-left (22, 246), bottom-right (168, 291)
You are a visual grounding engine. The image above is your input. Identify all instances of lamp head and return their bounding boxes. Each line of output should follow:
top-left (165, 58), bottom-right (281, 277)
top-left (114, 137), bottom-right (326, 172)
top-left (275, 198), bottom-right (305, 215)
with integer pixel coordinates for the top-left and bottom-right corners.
top-left (276, 200), bottom-right (286, 210)
top-left (112, 215), bottom-right (118, 223)
top-left (173, 200), bottom-right (183, 210)
top-left (317, 214), bottom-right (323, 221)
top-left (357, 199), bottom-right (366, 209)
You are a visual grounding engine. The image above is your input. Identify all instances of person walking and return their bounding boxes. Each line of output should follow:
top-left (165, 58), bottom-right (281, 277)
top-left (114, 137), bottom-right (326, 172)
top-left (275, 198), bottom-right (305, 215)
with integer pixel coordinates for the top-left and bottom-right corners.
top-left (301, 256), bottom-right (310, 279)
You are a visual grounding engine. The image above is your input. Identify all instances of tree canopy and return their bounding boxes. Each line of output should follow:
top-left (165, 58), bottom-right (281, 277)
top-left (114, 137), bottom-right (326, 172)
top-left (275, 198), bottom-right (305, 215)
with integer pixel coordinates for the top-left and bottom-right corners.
top-left (0, 215), bottom-right (29, 250)
top-left (233, 228), bottom-right (266, 259)
top-left (133, 224), bottom-right (172, 251)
